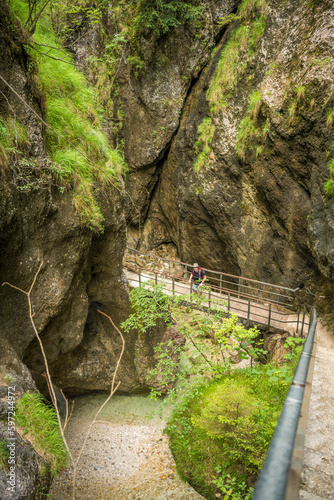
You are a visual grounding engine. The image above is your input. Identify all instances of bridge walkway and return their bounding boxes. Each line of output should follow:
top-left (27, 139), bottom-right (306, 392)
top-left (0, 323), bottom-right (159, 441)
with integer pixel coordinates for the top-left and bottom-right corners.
top-left (124, 247), bottom-right (310, 336)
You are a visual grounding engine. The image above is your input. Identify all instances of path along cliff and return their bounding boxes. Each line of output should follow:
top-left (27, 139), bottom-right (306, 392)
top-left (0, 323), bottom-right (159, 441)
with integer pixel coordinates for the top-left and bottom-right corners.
top-left (300, 320), bottom-right (334, 500)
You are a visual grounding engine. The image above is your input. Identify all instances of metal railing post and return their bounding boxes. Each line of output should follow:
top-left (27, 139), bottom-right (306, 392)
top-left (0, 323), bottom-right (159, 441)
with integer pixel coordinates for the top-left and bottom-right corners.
top-left (301, 305), bottom-right (306, 336)
top-left (268, 303), bottom-right (271, 331)
top-left (238, 278), bottom-right (241, 298)
top-left (209, 289), bottom-right (211, 311)
top-left (296, 306), bottom-right (300, 334)
top-left (172, 277), bottom-right (175, 294)
top-left (220, 274), bottom-right (222, 293)
top-left (139, 268), bottom-right (141, 285)
top-left (228, 292), bottom-right (230, 312)
top-left (155, 272), bottom-right (157, 285)
top-left (248, 300), bottom-right (250, 321)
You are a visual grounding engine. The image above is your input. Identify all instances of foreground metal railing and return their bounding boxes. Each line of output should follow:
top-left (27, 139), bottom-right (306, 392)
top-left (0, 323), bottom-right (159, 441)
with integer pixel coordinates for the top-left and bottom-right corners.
top-left (252, 307), bottom-right (317, 500)
top-left (124, 247), bottom-right (310, 334)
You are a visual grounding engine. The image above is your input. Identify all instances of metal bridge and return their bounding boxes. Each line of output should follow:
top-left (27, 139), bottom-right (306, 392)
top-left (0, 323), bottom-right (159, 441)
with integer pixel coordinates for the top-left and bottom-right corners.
top-left (123, 247), bottom-right (310, 335)
top-left (123, 247), bottom-right (317, 500)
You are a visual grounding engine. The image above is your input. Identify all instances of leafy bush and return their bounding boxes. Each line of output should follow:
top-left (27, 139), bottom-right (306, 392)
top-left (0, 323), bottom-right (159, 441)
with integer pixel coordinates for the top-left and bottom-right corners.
top-left (165, 364), bottom-right (294, 499)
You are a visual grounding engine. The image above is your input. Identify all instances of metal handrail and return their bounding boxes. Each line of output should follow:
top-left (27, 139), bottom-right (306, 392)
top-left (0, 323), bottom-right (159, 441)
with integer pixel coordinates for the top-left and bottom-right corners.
top-left (124, 266), bottom-right (310, 334)
top-left (252, 307), bottom-right (317, 500)
top-left (124, 247), bottom-right (299, 307)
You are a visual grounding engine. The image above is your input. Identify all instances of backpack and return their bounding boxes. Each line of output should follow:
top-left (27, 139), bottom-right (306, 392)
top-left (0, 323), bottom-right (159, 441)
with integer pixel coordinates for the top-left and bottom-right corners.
top-left (192, 267), bottom-right (204, 283)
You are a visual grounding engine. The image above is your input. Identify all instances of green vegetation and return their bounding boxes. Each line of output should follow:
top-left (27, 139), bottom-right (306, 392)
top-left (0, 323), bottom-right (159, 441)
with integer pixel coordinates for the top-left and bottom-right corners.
top-left (326, 109), bottom-right (334, 130)
top-left (296, 85), bottom-right (306, 102)
top-left (0, 116), bottom-right (30, 168)
top-left (235, 89), bottom-right (269, 160)
top-left (122, 281), bottom-right (304, 498)
top-left (0, 439), bottom-right (10, 469)
top-left (114, 0), bottom-right (203, 39)
top-left (16, 392), bottom-right (68, 475)
top-left (208, 0), bottom-right (267, 112)
top-left (6, 0), bottom-right (127, 232)
top-left (194, 117), bottom-right (215, 172)
top-left (194, 0), bottom-right (267, 172)
top-left (325, 155), bottom-right (334, 198)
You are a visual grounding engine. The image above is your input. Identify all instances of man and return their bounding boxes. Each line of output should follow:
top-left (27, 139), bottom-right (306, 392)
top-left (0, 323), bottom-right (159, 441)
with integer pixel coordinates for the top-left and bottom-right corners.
top-left (188, 263), bottom-right (206, 293)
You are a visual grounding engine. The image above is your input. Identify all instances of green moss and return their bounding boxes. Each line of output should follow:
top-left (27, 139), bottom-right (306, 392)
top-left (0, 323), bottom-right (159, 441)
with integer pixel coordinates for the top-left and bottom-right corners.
top-left (194, 117), bottom-right (215, 173)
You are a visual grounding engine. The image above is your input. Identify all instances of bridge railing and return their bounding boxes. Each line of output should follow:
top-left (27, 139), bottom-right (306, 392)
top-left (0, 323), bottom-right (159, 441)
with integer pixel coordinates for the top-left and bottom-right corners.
top-left (124, 247), bottom-right (298, 306)
top-left (252, 307), bottom-right (317, 499)
top-left (124, 247), bottom-right (309, 334)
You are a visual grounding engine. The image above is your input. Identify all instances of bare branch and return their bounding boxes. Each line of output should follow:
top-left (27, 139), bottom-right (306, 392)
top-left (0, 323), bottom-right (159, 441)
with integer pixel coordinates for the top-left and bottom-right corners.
top-left (33, 47), bottom-right (76, 66)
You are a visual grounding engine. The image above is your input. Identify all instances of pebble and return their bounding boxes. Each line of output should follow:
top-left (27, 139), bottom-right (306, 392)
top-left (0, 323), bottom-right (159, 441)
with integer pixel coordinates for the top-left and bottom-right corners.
top-left (49, 411), bottom-right (204, 499)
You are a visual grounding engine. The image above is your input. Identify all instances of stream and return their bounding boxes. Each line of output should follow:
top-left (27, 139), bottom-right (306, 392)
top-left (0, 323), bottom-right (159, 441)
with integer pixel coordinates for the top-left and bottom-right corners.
top-left (49, 394), bottom-right (204, 499)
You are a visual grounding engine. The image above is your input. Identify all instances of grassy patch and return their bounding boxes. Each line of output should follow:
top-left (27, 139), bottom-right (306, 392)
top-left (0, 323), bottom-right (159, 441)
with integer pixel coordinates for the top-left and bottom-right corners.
top-left (194, 117), bottom-right (215, 173)
top-left (7, 0), bottom-right (127, 232)
top-left (16, 392), bottom-right (68, 476)
top-left (194, 0), bottom-right (267, 172)
top-left (325, 153), bottom-right (334, 198)
top-left (235, 89), bottom-right (267, 160)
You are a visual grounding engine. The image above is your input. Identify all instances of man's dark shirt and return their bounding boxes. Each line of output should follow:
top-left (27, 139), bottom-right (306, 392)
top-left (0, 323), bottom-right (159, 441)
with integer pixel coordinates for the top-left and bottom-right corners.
top-left (191, 268), bottom-right (205, 283)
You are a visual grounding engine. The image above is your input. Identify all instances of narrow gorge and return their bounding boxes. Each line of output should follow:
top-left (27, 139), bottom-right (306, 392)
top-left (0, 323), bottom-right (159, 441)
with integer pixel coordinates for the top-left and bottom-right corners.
top-left (0, 0), bottom-right (333, 498)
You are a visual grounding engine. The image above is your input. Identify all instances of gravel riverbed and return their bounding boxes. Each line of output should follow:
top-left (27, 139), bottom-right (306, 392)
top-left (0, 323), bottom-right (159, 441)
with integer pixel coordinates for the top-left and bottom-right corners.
top-left (49, 395), bottom-right (204, 500)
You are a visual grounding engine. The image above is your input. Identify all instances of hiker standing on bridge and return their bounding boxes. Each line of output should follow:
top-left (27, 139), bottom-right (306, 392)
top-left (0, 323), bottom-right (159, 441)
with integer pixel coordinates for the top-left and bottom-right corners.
top-left (189, 263), bottom-right (206, 293)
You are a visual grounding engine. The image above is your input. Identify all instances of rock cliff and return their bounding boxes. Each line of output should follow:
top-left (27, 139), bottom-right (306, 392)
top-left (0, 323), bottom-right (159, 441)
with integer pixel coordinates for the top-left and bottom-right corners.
top-left (0, 0), bottom-right (333, 404)
top-left (0, 0), bottom-right (334, 495)
top-left (114, 0), bottom-right (334, 317)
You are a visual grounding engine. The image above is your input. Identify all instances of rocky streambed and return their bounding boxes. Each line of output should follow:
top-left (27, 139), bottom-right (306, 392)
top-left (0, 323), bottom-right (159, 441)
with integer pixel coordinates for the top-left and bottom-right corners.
top-left (49, 394), bottom-right (204, 500)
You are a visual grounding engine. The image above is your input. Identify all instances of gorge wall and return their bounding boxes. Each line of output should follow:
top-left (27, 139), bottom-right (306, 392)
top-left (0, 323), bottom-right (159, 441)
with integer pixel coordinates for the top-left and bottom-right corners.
top-left (109, 0), bottom-right (334, 317)
top-left (0, 0), bottom-right (333, 430)
top-left (0, 0), bottom-right (334, 496)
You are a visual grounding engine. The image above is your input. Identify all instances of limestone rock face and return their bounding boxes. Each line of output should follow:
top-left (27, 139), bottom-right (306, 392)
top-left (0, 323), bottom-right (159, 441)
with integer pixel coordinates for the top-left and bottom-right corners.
top-left (0, 2), bottom-right (168, 400)
top-left (0, 337), bottom-right (51, 500)
top-left (114, 0), bottom-right (240, 226)
top-left (119, 0), bottom-right (334, 316)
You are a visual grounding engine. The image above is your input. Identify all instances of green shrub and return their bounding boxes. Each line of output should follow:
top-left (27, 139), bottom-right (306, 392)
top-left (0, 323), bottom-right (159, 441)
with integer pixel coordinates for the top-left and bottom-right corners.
top-left (16, 392), bottom-right (68, 475)
top-left (117, 0), bottom-right (203, 38)
top-left (165, 366), bottom-right (291, 499)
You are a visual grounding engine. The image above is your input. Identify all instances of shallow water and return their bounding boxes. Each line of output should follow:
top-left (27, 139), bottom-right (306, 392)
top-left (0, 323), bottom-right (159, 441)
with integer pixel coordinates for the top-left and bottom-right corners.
top-left (69, 393), bottom-right (169, 425)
